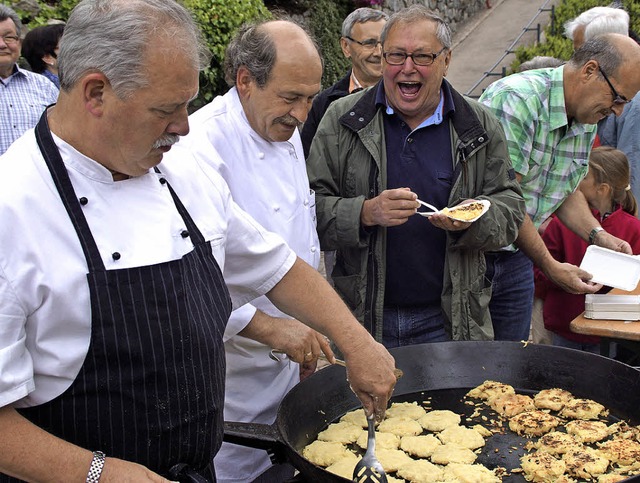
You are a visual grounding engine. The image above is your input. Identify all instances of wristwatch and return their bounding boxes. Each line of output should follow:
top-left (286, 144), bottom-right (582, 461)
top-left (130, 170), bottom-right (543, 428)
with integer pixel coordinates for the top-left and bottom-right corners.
top-left (86, 451), bottom-right (106, 483)
top-left (589, 226), bottom-right (605, 245)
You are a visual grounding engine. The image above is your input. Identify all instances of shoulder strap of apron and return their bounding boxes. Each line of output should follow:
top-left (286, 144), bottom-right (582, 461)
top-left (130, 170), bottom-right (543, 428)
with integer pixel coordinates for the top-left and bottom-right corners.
top-left (34, 110), bottom-right (106, 272)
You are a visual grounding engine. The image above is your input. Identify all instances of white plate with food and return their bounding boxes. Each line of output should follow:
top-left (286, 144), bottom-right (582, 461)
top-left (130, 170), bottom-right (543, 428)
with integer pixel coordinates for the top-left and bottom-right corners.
top-left (416, 199), bottom-right (491, 222)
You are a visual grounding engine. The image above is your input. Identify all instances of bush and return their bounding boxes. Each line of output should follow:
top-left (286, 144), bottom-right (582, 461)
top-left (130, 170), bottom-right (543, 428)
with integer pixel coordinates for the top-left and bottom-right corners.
top-left (182, 0), bottom-right (272, 109)
top-left (307, 0), bottom-right (353, 89)
top-left (3, 0), bottom-right (353, 101)
top-left (511, 0), bottom-right (639, 72)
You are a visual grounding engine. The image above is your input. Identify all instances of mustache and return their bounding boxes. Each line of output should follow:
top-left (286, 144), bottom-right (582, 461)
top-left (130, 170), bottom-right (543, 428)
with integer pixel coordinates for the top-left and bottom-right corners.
top-left (274, 115), bottom-right (302, 129)
top-left (153, 134), bottom-right (180, 149)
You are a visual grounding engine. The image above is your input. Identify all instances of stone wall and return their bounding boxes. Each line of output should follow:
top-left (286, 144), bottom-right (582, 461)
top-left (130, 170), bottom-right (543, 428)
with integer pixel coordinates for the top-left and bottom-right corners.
top-left (382, 0), bottom-right (488, 34)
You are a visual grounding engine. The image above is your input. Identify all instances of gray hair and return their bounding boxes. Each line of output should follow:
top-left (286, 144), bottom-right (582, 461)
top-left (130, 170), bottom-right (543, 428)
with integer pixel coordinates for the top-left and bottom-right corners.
top-left (341, 8), bottom-right (389, 37)
top-left (223, 19), bottom-right (321, 88)
top-left (564, 6), bottom-right (629, 41)
top-left (569, 34), bottom-right (622, 75)
top-left (0, 4), bottom-right (22, 37)
top-left (380, 5), bottom-right (452, 50)
top-left (518, 56), bottom-right (564, 72)
top-left (58, 0), bottom-right (210, 98)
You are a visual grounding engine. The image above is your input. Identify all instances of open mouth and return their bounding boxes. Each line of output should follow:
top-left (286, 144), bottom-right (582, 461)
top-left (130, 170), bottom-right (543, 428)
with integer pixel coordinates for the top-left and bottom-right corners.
top-left (398, 82), bottom-right (422, 97)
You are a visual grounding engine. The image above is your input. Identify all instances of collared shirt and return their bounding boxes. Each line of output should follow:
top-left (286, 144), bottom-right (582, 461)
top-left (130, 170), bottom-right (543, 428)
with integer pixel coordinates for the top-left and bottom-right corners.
top-left (375, 82), bottom-right (456, 306)
top-left (349, 71), bottom-right (364, 93)
top-left (179, 87), bottom-right (320, 482)
top-left (479, 66), bottom-right (597, 227)
top-left (0, 65), bottom-right (59, 154)
top-left (0, 131), bottom-right (295, 409)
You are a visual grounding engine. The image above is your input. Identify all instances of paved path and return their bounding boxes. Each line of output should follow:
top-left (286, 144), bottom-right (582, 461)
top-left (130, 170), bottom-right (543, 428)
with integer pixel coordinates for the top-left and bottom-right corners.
top-left (447, 0), bottom-right (561, 97)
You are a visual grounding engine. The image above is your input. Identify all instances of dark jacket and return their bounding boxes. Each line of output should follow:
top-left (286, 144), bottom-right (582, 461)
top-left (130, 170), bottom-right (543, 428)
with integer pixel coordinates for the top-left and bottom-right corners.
top-left (306, 80), bottom-right (526, 341)
top-left (301, 71), bottom-right (351, 158)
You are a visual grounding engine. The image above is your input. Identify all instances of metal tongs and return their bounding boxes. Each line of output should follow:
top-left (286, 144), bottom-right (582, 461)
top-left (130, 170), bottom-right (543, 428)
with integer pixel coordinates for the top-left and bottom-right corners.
top-left (415, 198), bottom-right (440, 217)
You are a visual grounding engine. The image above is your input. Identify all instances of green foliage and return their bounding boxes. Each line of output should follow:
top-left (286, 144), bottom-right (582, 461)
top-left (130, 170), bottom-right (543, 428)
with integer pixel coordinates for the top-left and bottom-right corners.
top-left (183, 0), bottom-right (271, 109)
top-left (4, 0), bottom-right (357, 101)
top-left (511, 0), bottom-right (640, 72)
top-left (307, 0), bottom-right (352, 89)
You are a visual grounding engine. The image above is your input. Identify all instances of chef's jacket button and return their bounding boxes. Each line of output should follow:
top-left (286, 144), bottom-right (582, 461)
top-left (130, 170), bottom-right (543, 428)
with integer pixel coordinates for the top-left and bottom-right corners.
top-left (311, 246), bottom-right (317, 253)
top-left (258, 152), bottom-right (265, 159)
top-left (112, 252), bottom-right (121, 261)
top-left (181, 230), bottom-right (190, 238)
top-left (159, 178), bottom-right (167, 185)
top-left (79, 197), bottom-right (88, 205)
top-left (303, 200), bottom-right (309, 206)
top-left (274, 206), bottom-right (280, 212)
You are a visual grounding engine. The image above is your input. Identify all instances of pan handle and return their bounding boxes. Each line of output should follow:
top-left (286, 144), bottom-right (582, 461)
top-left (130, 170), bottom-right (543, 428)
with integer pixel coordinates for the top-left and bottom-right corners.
top-left (223, 421), bottom-right (288, 465)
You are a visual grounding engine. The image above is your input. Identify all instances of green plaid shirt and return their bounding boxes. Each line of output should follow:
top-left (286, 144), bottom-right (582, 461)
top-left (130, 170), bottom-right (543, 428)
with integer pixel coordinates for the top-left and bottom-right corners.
top-left (479, 66), bottom-right (597, 228)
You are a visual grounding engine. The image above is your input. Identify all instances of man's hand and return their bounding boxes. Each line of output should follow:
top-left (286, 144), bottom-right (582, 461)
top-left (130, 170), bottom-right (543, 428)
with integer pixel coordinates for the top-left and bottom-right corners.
top-left (594, 231), bottom-right (633, 255)
top-left (240, 311), bottom-right (335, 367)
top-left (361, 188), bottom-right (417, 227)
top-left (101, 458), bottom-right (175, 482)
top-left (342, 339), bottom-right (397, 422)
top-left (268, 318), bottom-right (335, 366)
top-left (428, 213), bottom-right (471, 231)
top-left (543, 260), bottom-right (602, 295)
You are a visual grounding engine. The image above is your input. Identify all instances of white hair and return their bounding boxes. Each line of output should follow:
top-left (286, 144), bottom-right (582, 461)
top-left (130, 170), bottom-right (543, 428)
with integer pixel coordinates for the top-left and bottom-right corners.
top-left (564, 6), bottom-right (629, 41)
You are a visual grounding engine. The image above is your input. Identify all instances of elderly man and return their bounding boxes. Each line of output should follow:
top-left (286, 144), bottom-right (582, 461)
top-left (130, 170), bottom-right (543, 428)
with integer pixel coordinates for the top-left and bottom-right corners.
top-left (564, 6), bottom-right (629, 50)
top-left (178, 19), bottom-right (327, 483)
top-left (479, 34), bottom-right (640, 341)
top-left (301, 7), bottom-right (388, 157)
top-left (0, 1), bottom-right (396, 482)
top-left (0, 5), bottom-right (59, 154)
top-left (306, 5), bottom-right (526, 346)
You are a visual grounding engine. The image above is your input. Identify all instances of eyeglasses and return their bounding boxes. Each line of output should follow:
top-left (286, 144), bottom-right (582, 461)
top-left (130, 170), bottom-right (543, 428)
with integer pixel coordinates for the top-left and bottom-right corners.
top-left (383, 47), bottom-right (447, 67)
top-left (345, 36), bottom-right (381, 50)
top-left (598, 66), bottom-right (630, 105)
top-left (1, 34), bottom-right (19, 46)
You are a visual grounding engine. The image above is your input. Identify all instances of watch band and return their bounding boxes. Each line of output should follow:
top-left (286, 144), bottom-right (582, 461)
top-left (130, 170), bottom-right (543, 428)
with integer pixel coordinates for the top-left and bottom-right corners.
top-left (589, 226), bottom-right (605, 245)
top-left (86, 451), bottom-right (106, 483)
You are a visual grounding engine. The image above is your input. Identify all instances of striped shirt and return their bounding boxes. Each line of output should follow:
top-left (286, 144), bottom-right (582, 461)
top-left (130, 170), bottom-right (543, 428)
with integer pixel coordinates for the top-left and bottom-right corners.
top-left (480, 66), bottom-right (597, 228)
top-left (0, 65), bottom-right (59, 154)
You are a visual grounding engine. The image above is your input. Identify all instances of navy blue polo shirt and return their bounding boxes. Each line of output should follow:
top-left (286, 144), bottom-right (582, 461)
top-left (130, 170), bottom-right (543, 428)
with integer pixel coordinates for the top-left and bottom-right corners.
top-left (375, 82), bottom-right (455, 306)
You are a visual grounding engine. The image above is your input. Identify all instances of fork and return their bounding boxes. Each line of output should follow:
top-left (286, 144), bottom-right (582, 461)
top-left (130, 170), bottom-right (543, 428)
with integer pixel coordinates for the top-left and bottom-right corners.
top-left (415, 198), bottom-right (440, 217)
top-left (352, 416), bottom-right (387, 483)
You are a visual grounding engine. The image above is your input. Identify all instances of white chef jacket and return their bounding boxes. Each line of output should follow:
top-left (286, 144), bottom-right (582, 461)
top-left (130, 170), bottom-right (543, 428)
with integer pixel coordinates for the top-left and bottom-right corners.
top-left (0, 130), bottom-right (296, 410)
top-left (181, 87), bottom-right (320, 482)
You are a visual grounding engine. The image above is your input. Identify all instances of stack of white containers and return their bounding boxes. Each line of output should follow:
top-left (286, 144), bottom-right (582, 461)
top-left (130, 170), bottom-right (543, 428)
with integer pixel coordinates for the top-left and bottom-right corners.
top-left (584, 294), bottom-right (640, 320)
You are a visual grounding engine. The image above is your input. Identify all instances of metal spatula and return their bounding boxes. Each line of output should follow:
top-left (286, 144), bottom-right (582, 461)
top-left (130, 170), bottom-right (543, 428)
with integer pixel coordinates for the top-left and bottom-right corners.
top-left (352, 416), bottom-right (387, 483)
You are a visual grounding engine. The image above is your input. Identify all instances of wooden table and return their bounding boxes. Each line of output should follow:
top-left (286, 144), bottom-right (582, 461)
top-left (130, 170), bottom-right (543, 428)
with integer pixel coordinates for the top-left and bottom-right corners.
top-left (570, 283), bottom-right (640, 363)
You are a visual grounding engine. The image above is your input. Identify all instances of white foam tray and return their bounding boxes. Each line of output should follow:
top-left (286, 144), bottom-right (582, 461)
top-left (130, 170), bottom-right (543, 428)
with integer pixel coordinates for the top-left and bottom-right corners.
top-left (579, 245), bottom-right (640, 291)
top-left (584, 309), bottom-right (640, 321)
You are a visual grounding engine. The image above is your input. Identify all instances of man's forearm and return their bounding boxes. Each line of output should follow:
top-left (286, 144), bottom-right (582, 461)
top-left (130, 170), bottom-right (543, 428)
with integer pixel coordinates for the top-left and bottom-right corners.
top-left (514, 215), bottom-right (555, 271)
top-left (0, 406), bottom-right (92, 482)
top-left (554, 190), bottom-right (599, 242)
top-left (265, 257), bottom-right (371, 356)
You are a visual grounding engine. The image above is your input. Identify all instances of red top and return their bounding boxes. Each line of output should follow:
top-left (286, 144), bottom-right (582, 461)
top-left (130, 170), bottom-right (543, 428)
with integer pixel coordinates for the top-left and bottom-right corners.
top-left (534, 207), bottom-right (640, 343)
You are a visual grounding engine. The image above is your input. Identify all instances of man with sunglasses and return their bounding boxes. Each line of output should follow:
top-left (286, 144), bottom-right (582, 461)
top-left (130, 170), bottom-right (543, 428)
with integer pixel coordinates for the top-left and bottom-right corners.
top-left (0, 5), bottom-right (58, 155)
top-left (479, 33), bottom-right (640, 342)
top-left (307, 5), bottom-right (526, 345)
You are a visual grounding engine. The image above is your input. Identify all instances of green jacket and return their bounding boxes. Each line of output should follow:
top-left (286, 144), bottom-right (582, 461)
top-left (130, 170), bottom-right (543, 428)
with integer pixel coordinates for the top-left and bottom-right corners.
top-left (306, 81), bottom-right (526, 341)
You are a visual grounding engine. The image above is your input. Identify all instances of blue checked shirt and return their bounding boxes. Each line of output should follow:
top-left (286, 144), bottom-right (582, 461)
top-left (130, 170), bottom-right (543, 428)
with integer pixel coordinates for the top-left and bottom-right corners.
top-left (1, 65), bottom-right (59, 154)
top-left (480, 66), bottom-right (597, 228)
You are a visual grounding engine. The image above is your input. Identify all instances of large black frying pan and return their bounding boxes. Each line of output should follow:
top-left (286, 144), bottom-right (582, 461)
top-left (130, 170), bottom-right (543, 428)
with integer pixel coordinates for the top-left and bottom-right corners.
top-left (224, 341), bottom-right (640, 482)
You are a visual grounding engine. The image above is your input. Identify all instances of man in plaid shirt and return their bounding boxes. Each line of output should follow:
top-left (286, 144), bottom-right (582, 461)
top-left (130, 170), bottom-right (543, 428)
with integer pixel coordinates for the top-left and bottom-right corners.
top-left (480, 33), bottom-right (640, 341)
top-left (0, 5), bottom-right (59, 155)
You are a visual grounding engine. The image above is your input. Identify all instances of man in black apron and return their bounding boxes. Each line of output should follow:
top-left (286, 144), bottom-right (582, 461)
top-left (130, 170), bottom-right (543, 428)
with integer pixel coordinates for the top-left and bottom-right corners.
top-left (0, 1), bottom-right (397, 482)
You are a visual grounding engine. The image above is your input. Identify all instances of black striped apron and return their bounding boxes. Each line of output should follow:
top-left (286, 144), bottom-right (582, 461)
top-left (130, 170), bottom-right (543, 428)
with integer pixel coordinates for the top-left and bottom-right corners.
top-left (1, 112), bottom-right (231, 482)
